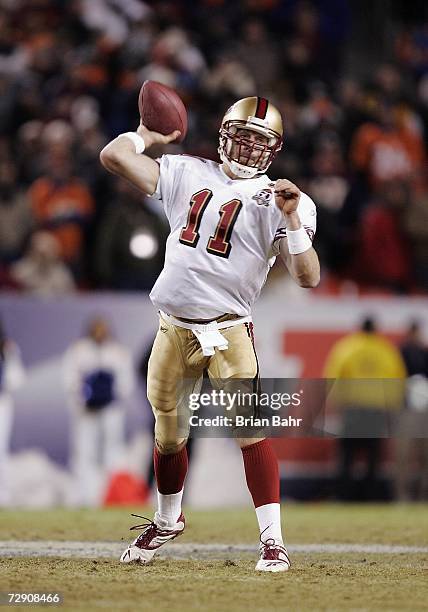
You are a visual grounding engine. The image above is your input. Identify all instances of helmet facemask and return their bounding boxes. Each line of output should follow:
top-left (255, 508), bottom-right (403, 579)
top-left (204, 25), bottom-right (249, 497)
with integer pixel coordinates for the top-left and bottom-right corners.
top-left (219, 121), bottom-right (282, 179)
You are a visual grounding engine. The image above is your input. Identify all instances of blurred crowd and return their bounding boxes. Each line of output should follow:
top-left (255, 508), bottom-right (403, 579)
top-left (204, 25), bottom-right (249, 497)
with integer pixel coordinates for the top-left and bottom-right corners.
top-left (0, 0), bottom-right (427, 294)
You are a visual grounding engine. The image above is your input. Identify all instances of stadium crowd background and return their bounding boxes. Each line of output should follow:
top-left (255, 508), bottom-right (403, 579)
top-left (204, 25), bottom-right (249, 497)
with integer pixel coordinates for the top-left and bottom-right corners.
top-left (0, 0), bottom-right (427, 295)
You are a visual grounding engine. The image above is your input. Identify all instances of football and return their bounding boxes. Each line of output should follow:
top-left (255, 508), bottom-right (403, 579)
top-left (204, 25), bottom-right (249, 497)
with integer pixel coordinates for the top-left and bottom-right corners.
top-left (138, 80), bottom-right (188, 143)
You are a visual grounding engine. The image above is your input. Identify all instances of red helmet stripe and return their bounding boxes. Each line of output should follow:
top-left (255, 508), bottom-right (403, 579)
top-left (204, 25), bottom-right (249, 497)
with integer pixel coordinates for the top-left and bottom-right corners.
top-left (255, 97), bottom-right (268, 120)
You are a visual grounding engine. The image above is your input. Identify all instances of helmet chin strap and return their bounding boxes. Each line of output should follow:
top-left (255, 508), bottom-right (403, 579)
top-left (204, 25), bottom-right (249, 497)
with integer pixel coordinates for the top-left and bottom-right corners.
top-left (219, 149), bottom-right (263, 179)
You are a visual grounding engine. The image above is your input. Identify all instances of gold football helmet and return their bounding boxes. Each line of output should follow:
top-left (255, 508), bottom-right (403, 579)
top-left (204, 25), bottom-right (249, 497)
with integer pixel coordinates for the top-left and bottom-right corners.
top-left (219, 97), bottom-right (283, 178)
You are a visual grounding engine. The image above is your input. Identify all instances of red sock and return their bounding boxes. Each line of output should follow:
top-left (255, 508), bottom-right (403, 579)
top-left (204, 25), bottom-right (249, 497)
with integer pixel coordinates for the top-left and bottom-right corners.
top-left (241, 439), bottom-right (280, 507)
top-left (153, 446), bottom-right (188, 494)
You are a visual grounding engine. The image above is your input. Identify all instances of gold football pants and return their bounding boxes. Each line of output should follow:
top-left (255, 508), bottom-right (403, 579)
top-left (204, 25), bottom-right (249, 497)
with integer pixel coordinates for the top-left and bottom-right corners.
top-left (147, 313), bottom-right (259, 453)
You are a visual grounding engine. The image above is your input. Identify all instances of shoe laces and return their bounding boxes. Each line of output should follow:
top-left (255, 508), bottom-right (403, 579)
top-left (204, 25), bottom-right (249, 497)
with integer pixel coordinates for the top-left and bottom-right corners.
top-left (129, 514), bottom-right (165, 546)
top-left (130, 514), bottom-right (157, 531)
top-left (259, 525), bottom-right (290, 565)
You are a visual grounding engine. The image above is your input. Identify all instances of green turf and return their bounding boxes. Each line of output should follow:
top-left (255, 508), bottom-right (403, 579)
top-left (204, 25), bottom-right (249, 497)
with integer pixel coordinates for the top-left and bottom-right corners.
top-left (1, 505), bottom-right (427, 611)
top-left (0, 504), bottom-right (427, 545)
top-left (1, 554), bottom-right (427, 612)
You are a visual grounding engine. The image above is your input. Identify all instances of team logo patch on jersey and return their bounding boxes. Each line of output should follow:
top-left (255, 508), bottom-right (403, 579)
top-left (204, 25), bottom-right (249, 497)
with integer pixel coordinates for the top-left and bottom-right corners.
top-left (304, 226), bottom-right (315, 241)
top-left (252, 188), bottom-right (273, 207)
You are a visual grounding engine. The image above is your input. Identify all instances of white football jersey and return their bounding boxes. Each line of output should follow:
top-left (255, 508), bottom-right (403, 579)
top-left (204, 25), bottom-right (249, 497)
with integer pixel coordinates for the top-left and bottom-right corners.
top-left (149, 155), bottom-right (316, 319)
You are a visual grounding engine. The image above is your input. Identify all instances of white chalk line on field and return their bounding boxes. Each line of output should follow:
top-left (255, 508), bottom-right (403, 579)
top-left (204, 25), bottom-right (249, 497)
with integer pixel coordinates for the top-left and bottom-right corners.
top-left (1, 541), bottom-right (428, 559)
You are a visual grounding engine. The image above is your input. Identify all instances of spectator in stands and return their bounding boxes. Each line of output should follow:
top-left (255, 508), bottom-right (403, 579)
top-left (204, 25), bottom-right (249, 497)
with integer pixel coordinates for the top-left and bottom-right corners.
top-left (0, 11), bottom-right (29, 78)
top-left (324, 317), bottom-right (406, 500)
top-left (139, 26), bottom-right (206, 90)
top-left (336, 77), bottom-right (368, 156)
top-left (373, 64), bottom-right (408, 104)
top-left (204, 53), bottom-right (256, 99)
top-left (234, 19), bottom-right (280, 92)
top-left (404, 178), bottom-right (428, 291)
top-left (350, 96), bottom-right (425, 190)
top-left (354, 179), bottom-right (413, 292)
top-left (282, 2), bottom-right (323, 101)
top-left (28, 148), bottom-right (94, 275)
top-left (305, 137), bottom-right (349, 272)
top-left (0, 159), bottom-right (33, 264)
top-left (10, 231), bottom-right (75, 296)
top-left (15, 121), bottom-right (45, 186)
top-left (63, 316), bottom-right (135, 506)
top-left (0, 318), bottom-right (25, 506)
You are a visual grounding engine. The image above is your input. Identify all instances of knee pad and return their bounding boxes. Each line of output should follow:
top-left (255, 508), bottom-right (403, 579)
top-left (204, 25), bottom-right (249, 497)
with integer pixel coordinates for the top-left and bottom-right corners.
top-left (155, 436), bottom-right (188, 455)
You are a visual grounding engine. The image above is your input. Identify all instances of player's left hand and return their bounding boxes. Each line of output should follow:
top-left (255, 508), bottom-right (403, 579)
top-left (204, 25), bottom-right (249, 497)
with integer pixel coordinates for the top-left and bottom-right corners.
top-left (274, 179), bottom-right (300, 215)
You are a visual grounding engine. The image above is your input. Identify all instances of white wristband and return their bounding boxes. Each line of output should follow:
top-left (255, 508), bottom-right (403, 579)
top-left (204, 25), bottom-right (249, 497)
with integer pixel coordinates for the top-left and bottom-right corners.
top-left (120, 131), bottom-right (146, 154)
top-left (286, 226), bottom-right (312, 255)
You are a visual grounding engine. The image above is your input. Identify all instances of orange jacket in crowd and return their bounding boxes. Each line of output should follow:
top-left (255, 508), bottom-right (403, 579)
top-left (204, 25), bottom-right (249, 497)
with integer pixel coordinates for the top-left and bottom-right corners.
top-left (29, 178), bottom-right (94, 263)
top-left (350, 122), bottom-right (425, 188)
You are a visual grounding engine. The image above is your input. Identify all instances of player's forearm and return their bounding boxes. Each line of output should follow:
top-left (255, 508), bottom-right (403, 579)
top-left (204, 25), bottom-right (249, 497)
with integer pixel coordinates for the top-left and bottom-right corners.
top-left (282, 211), bottom-right (320, 288)
top-left (99, 136), bottom-right (159, 195)
top-left (288, 247), bottom-right (320, 288)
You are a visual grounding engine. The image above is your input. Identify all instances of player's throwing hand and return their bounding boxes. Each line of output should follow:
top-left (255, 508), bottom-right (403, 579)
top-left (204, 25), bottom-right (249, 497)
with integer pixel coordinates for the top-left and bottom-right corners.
top-left (137, 121), bottom-right (181, 149)
top-left (274, 179), bottom-right (301, 215)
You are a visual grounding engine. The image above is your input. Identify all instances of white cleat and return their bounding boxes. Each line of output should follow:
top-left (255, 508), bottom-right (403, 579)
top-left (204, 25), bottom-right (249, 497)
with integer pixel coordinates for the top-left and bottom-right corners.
top-left (255, 537), bottom-right (291, 572)
top-left (120, 512), bottom-right (185, 564)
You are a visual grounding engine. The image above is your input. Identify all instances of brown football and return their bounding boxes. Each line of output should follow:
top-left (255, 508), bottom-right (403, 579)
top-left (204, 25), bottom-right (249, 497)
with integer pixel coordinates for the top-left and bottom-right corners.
top-left (138, 80), bottom-right (187, 143)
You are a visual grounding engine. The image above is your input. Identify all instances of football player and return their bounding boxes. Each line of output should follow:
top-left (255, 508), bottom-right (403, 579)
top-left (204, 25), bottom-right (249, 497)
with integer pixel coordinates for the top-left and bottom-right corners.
top-left (100, 97), bottom-right (320, 572)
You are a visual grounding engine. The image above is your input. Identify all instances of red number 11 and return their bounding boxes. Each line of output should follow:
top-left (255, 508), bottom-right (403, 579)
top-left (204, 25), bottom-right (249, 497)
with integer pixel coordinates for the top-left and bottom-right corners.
top-left (179, 189), bottom-right (242, 259)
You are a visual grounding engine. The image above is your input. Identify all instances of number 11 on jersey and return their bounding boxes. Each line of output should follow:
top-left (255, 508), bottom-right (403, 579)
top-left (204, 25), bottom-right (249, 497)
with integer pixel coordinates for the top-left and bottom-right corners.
top-left (179, 189), bottom-right (242, 259)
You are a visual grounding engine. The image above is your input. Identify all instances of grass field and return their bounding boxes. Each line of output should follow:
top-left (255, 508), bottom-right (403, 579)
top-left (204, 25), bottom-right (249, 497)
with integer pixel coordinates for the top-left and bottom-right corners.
top-left (1, 504), bottom-right (427, 611)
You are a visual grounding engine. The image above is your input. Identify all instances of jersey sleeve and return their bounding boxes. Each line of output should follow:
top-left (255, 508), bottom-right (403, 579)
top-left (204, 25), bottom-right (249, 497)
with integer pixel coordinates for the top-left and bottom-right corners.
top-left (149, 154), bottom-right (186, 220)
top-left (271, 192), bottom-right (317, 256)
